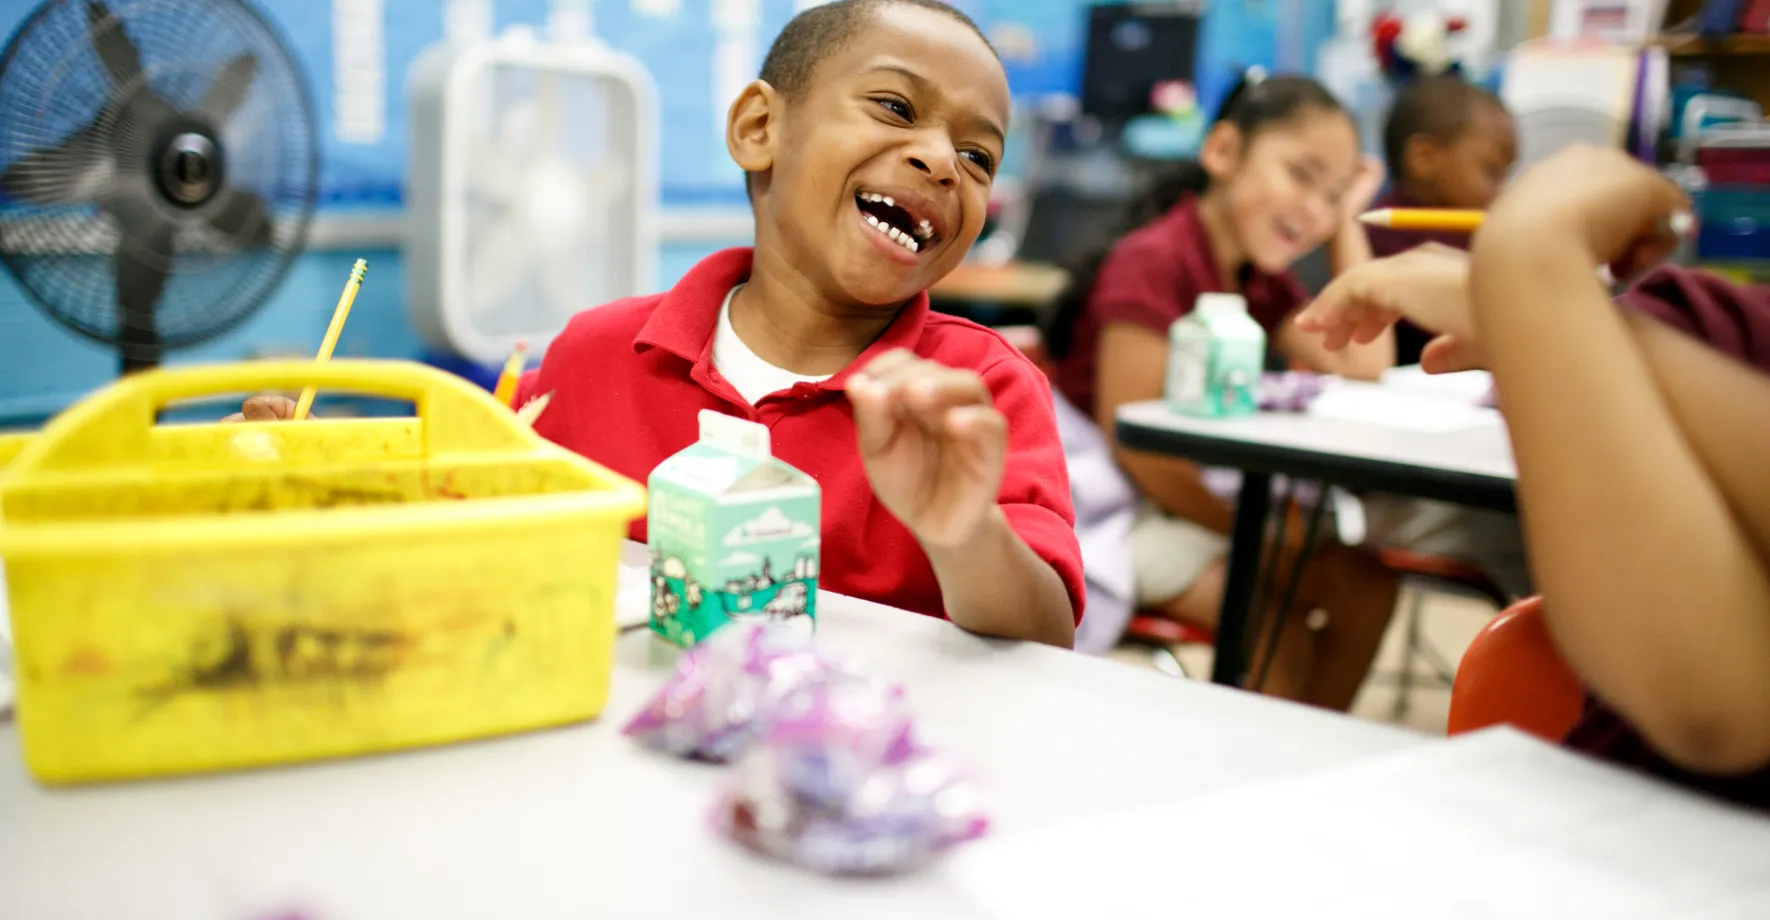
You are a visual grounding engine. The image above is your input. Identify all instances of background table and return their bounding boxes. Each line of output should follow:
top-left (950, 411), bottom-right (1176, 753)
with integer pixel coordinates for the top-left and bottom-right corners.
top-left (0, 543), bottom-right (1420, 920)
top-left (1116, 397), bottom-right (1518, 687)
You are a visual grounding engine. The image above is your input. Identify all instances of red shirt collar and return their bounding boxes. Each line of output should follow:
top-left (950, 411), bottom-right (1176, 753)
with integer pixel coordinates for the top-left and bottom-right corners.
top-left (634, 247), bottom-right (933, 391)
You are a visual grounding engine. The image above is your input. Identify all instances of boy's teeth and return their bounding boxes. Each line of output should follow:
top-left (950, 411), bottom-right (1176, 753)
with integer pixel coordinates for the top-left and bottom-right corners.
top-left (863, 210), bottom-right (920, 253)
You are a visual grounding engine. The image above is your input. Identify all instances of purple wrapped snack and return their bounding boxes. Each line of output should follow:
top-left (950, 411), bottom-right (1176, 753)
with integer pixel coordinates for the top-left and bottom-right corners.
top-left (711, 677), bottom-right (988, 876)
top-left (623, 624), bottom-right (849, 762)
top-left (1258, 371), bottom-right (1328, 413)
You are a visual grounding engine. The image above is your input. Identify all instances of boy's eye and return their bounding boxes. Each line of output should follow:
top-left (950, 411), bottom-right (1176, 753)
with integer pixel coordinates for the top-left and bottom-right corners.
top-left (1287, 163), bottom-right (1314, 187)
top-left (873, 97), bottom-right (912, 120)
top-left (962, 149), bottom-right (995, 174)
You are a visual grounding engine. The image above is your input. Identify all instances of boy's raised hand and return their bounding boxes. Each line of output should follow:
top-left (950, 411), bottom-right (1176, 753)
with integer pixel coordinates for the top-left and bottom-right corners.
top-left (847, 349), bottom-right (1005, 550)
top-left (1481, 144), bottom-right (1689, 280)
top-left (1295, 243), bottom-right (1480, 370)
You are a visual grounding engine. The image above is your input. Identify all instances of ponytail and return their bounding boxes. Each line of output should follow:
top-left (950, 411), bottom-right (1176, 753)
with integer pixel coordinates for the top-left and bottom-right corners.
top-left (1041, 71), bottom-right (1347, 361)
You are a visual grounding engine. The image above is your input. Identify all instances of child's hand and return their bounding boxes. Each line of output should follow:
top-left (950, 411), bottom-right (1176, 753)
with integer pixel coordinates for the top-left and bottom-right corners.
top-left (1295, 244), bottom-right (1480, 369)
top-left (847, 350), bottom-right (1005, 550)
top-left (1343, 154), bottom-right (1386, 224)
top-left (1481, 144), bottom-right (1689, 280)
top-left (221, 395), bottom-right (299, 422)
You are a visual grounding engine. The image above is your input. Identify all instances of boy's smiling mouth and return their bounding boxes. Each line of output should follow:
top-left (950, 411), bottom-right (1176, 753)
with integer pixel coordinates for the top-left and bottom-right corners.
top-left (854, 187), bottom-right (945, 261)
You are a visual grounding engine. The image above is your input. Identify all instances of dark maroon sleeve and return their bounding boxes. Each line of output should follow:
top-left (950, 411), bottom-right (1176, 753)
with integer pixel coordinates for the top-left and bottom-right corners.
top-left (1617, 266), bottom-right (1770, 373)
top-left (1086, 235), bottom-right (1192, 336)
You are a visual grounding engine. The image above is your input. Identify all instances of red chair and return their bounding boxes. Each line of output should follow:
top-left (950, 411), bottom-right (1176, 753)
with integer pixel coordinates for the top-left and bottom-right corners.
top-left (1447, 596), bottom-right (1585, 741)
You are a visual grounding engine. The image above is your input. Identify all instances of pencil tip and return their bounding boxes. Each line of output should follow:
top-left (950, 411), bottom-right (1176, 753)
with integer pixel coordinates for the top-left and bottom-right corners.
top-left (1357, 210), bottom-right (1386, 226)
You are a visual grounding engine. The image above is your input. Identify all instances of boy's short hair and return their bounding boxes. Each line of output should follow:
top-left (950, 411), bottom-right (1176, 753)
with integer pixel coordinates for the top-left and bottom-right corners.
top-left (743, 0), bottom-right (997, 201)
top-left (1381, 75), bottom-right (1507, 179)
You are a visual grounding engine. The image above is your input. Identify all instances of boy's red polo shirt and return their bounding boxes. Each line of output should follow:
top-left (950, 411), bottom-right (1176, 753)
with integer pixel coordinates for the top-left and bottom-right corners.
top-left (516, 247), bottom-right (1085, 625)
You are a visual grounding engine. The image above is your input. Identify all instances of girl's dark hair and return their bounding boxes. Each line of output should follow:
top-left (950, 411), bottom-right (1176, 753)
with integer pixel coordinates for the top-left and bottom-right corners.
top-left (1041, 73), bottom-right (1347, 360)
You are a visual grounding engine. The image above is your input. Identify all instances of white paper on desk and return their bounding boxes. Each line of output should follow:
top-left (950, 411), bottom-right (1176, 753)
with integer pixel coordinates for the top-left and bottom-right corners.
top-left (1307, 383), bottom-right (1497, 433)
top-left (1378, 365), bottom-right (1494, 403)
top-left (947, 728), bottom-right (1770, 919)
top-left (615, 561), bottom-right (652, 628)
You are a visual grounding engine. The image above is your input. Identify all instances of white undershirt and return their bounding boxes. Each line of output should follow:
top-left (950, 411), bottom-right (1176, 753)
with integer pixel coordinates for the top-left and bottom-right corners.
top-left (711, 285), bottom-right (832, 405)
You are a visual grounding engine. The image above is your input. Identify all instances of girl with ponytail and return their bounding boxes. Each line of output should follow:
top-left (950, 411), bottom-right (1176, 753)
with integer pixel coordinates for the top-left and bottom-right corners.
top-left (1054, 71), bottom-right (1400, 711)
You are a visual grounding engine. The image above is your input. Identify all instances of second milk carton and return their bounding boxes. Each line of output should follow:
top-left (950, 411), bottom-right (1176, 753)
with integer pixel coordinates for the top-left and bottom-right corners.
top-left (646, 410), bottom-right (821, 647)
top-left (1164, 292), bottom-right (1265, 418)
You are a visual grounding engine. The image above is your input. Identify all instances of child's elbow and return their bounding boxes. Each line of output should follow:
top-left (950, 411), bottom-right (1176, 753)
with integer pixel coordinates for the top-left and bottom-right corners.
top-left (1637, 697), bottom-right (1770, 776)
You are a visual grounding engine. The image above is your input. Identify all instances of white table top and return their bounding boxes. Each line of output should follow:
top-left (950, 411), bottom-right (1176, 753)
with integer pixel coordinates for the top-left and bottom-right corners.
top-left (1117, 397), bottom-right (1517, 483)
top-left (1117, 384), bottom-right (1518, 512)
top-left (0, 544), bottom-right (1421, 920)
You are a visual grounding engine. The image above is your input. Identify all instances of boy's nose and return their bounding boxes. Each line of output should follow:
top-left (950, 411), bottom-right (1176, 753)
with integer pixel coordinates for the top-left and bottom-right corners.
top-left (906, 139), bottom-right (959, 187)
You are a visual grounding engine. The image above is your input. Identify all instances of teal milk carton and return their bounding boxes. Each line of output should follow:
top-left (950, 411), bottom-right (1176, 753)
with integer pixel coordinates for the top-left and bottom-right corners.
top-left (1164, 292), bottom-right (1266, 417)
top-left (646, 410), bottom-right (821, 647)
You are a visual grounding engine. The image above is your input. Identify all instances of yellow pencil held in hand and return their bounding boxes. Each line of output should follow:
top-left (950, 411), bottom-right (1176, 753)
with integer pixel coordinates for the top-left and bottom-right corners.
top-left (293, 258), bottom-right (368, 421)
top-left (1357, 209), bottom-right (1485, 233)
top-left (1359, 208), bottom-right (1696, 237)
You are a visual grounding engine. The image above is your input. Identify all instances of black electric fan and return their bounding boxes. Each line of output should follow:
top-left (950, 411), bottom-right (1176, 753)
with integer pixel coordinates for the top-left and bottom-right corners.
top-left (0, 0), bottom-right (316, 374)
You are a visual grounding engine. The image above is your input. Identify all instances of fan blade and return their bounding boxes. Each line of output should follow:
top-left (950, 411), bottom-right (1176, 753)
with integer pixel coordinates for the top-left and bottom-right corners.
top-left (0, 122), bottom-right (107, 205)
top-left (206, 188), bottom-right (272, 247)
top-left (114, 228), bottom-right (172, 372)
top-left (198, 53), bottom-right (258, 124)
top-left (467, 218), bottom-right (536, 320)
top-left (85, 1), bottom-right (145, 90)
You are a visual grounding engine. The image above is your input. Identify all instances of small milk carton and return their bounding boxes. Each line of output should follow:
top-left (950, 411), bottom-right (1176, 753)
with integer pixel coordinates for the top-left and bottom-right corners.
top-left (1164, 292), bottom-right (1266, 418)
top-left (646, 410), bottom-right (821, 647)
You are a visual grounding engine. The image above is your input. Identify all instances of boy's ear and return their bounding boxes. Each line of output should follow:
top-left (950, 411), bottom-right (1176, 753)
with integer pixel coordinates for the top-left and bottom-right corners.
top-left (726, 80), bottom-right (780, 178)
top-left (1199, 122), bottom-right (1243, 182)
top-left (1403, 135), bottom-right (1441, 186)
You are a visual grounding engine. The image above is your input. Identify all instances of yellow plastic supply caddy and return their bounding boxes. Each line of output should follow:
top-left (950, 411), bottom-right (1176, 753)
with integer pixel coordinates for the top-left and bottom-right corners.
top-left (0, 360), bottom-right (645, 784)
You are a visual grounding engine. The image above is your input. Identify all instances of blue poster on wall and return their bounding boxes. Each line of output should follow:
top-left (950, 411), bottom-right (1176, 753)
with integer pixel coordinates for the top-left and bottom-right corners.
top-left (1194, 0), bottom-right (1335, 117)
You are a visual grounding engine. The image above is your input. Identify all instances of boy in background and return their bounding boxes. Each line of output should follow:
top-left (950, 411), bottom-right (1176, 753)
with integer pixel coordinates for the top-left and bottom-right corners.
top-left (1371, 75), bottom-right (1517, 364)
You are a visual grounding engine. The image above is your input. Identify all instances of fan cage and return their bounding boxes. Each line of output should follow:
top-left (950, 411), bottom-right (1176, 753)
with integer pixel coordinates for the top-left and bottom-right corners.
top-left (0, 0), bottom-right (317, 350)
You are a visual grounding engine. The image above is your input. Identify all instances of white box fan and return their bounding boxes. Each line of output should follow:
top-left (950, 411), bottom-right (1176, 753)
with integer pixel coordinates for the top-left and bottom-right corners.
top-left (406, 29), bottom-right (660, 365)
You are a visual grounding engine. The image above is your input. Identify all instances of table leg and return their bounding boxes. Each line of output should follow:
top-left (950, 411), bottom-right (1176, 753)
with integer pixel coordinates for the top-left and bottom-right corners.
top-left (1212, 472), bottom-right (1274, 686)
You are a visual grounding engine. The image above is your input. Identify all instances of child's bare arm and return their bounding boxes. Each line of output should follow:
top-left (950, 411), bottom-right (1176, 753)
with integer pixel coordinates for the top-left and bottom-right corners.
top-left (1283, 154), bottom-right (1396, 381)
top-left (920, 507), bottom-right (1076, 648)
top-left (1093, 324), bottom-right (1235, 534)
top-left (1473, 147), bottom-right (1770, 773)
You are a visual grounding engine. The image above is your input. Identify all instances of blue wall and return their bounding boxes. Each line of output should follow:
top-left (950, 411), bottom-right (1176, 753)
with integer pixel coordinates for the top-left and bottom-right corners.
top-left (0, 0), bottom-right (1314, 424)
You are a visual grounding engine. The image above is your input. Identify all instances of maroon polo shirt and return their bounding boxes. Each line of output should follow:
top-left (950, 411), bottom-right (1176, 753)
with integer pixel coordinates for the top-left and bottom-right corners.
top-left (1563, 265), bottom-right (1770, 810)
top-left (1365, 189), bottom-right (1477, 366)
top-left (1053, 196), bottom-right (1306, 418)
top-left (514, 247), bottom-right (1085, 625)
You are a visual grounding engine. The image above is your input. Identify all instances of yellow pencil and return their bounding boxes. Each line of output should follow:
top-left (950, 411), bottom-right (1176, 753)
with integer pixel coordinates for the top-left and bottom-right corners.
top-left (1359, 208), bottom-right (1696, 237)
top-left (492, 339), bottom-right (529, 407)
top-left (293, 258), bottom-right (368, 421)
top-left (1357, 208), bottom-right (1485, 232)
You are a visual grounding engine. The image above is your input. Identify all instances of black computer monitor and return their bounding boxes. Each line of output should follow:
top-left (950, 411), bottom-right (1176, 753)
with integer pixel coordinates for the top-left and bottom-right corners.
top-left (1079, 3), bottom-right (1201, 133)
